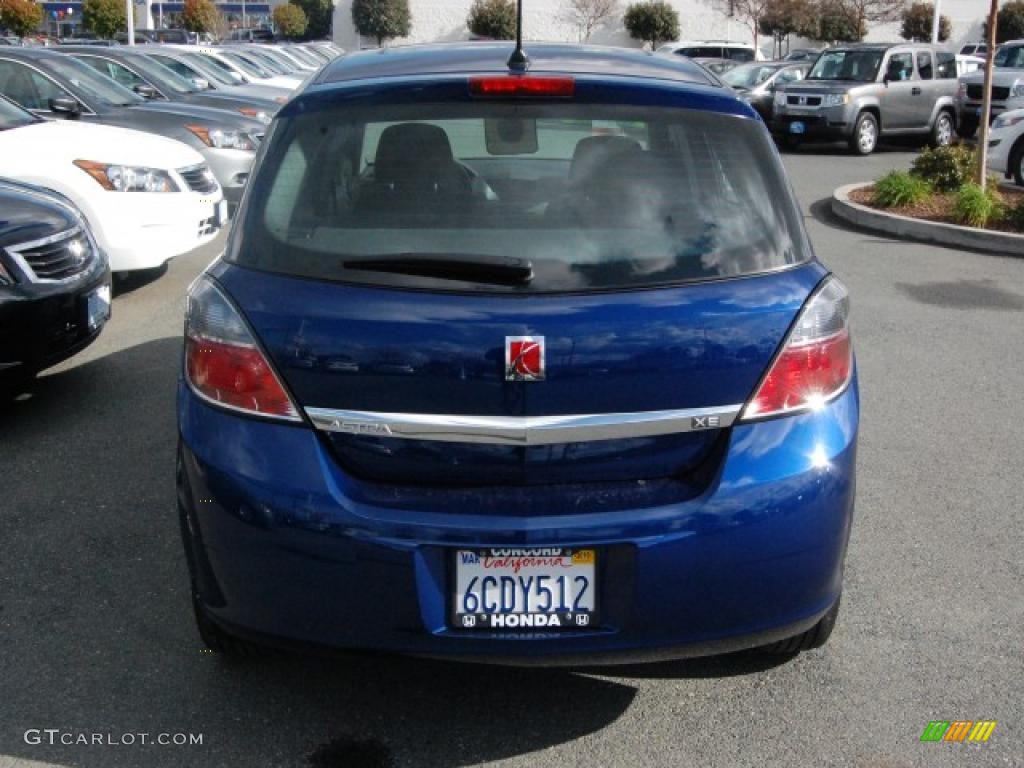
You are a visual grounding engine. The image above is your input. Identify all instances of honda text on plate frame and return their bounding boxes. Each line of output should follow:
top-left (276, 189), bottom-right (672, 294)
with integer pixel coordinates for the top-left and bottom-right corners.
top-left (177, 43), bottom-right (858, 663)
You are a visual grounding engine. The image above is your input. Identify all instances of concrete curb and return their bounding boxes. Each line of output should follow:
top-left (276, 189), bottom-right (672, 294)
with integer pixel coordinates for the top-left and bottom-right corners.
top-left (831, 182), bottom-right (1024, 258)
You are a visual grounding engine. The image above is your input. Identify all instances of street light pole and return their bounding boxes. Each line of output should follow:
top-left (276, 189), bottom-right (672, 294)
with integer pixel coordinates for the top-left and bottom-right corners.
top-left (125, 0), bottom-right (135, 45)
top-left (978, 0), bottom-right (1000, 190)
top-left (931, 0), bottom-right (942, 43)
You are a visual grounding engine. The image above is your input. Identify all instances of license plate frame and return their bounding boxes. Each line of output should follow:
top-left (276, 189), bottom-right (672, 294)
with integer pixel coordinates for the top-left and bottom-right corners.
top-left (214, 199), bottom-right (228, 228)
top-left (86, 284), bottom-right (111, 331)
top-left (451, 548), bottom-right (599, 631)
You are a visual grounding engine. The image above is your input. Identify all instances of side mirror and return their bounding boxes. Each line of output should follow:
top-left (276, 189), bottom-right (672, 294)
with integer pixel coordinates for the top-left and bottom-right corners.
top-left (48, 96), bottom-right (80, 117)
top-left (229, 71), bottom-right (244, 84)
top-left (133, 83), bottom-right (158, 99)
top-left (191, 77), bottom-right (210, 90)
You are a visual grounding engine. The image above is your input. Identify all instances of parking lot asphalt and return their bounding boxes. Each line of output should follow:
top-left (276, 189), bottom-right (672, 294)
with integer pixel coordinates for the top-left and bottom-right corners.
top-left (1, 144), bottom-right (1022, 768)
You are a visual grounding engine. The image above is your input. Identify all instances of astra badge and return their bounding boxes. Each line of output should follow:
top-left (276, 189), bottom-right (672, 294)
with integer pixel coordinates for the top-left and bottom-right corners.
top-left (505, 336), bottom-right (545, 381)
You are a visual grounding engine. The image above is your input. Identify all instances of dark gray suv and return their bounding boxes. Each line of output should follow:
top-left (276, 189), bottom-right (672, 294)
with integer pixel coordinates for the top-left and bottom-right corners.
top-left (771, 43), bottom-right (958, 154)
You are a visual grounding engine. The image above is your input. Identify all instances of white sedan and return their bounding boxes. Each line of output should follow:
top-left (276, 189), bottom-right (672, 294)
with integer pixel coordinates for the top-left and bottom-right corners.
top-left (986, 108), bottom-right (1024, 186)
top-left (173, 46), bottom-right (303, 91)
top-left (0, 95), bottom-right (226, 272)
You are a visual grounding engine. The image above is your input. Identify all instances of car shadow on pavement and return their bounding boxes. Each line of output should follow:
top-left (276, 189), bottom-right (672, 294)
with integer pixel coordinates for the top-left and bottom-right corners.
top-left (112, 264), bottom-right (170, 297)
top-left (0, 338), bottom-right (793, 768)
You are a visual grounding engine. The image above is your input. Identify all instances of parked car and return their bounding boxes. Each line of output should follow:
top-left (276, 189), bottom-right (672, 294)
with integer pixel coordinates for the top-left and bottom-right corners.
top-left (0, 177), bottom-right (110, 389)
top-left (0, 94), bottom-right (224, 272)
top-left (959, 42), bottom-right (988, 56)
top-left (177, 43), bottom-right (858, 662)
top-left (59, 46), bottom-right (279, 123)
top-left (180, 46), bottom-right (303, 90)
top-left (142, 47), bottom-right (292, 104)
top-left (227, 28), bottom-right (274, 43)
top-left (956, 40), bottom-right (1024, 138)
top-left (955, 53), bottom-right (985, 77)
top-left (657, 40), bottom-right (763, 61)
top-left (771, 43), bottom-right (958, 154)
top-left (783, 49), bottom-right (820, 62)
top-left (984, 108), bottom-right (1024, 185)
top-left (0, 48), bottom-right (263, 210)
top-left (722, 61), bottom-right (812, 121)
top-left (690, 57), bottom-right (740, 76)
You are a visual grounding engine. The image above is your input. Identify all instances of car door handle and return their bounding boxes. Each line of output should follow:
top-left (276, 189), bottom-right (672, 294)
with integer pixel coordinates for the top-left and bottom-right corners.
top-left (912, 87), bottom-right (922, 95)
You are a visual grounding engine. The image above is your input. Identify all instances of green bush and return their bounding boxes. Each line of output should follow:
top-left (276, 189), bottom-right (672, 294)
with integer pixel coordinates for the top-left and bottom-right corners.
top-left (623, 1), bottom-right (680, 48)
top-left (872, 171), bottom-right (932, 208)
top-left (467, 0), bottom-right (516, 39)
top-left (1002, 195), bottom-right (1024, 231)
top-left (953, 183), bottom-right (1004, 228)
top-left (351, 0), bottom-right (411, 45)
top-left (910, 145), bottom-right (977, 192)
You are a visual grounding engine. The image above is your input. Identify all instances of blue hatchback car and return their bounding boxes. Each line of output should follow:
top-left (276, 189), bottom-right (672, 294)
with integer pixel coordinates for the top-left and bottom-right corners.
top-left (177, 42), bottom-right (858, 662)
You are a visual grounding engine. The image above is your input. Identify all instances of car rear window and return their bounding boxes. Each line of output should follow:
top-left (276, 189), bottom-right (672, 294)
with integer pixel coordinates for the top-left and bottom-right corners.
top-left (233, 101), bottom-right (809, 293)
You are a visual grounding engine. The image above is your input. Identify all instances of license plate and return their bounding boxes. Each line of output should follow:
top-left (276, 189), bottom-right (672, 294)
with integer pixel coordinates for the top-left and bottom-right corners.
top-left (214, 199), bottom-right (228, 227)
top-left (87, 284), bottom-right (111, 331)
top-left (789, 121), bottom-right (806, 134)
top-left (452, 548), bottom-right (598, 630)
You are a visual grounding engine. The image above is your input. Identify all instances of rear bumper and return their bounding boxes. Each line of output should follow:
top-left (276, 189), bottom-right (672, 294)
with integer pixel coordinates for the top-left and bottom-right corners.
top-left (177, 380), bottom-right (859, 662)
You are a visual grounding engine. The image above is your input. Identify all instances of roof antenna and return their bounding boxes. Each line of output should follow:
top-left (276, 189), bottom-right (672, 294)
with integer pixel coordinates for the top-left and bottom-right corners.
top-left (507, 0), bottom-right (530, 71)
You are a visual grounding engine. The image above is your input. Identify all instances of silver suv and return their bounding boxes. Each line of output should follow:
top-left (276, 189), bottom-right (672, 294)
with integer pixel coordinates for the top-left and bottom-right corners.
top-left (956, 40), bottom-right (1024, 138)
top-left (771, 43), bottom-right (958, 155)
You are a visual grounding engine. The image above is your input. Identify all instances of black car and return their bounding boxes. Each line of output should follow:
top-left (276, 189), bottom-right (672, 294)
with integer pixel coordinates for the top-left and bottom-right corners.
top-left (0, 178), bottom-right (110, 388)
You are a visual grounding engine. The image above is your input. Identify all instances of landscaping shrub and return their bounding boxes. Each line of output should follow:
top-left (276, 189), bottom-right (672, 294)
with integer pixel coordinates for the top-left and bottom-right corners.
top-left (872, 171), bottom-right (932, 208)
top-left (467, 0), bottom-right (516, 39)
top-left (623, 1), bottom-right (680, 48)
top-left (910, 145), bottom-right (976, 192)
top-left (953, 183), bottom-right (1003, 228)
top-left (1001, 194), bottom-right (1024, 231)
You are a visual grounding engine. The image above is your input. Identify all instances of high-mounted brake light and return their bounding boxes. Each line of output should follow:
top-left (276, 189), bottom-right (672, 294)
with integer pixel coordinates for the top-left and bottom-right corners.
top-left (741, 277), bottom-right (853, 421)
top-left (468, 76), bottom-right (575, 98)
top-left (184, 276), bottom-right (300, 421)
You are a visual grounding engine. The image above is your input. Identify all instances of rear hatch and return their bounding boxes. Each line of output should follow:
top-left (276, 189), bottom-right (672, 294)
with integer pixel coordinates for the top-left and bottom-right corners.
top-left (220, 76), bottom-right (821, 489)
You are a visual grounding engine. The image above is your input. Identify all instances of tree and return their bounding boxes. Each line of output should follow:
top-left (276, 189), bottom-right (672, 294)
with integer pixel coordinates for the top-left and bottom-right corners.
top-left (623, 1), bottom-right (680, 48)
top-left (836, 0), bottom-right (902, 38)
top-left (291, 0), bottom-right (333, 39)
top-left (805, 0), bottom-right (865, 42)
top-left (559, 0), bottom-right (619, 42)
top-left (759, 0), bottom-right (815, 56)
top-left (82, 0), bottom-right (125, 40)
top-left (724, 0), bottom-right (773, 51)
top-left (351, 0), bottom-right (411, 45)
top-left (181, 0), bottom-right (219, 35)
top-left (274, 3), bottom-right (308, 39)
top-left (467, 0), bottom-right (517, 40)
top-left (900, 2), bottom-right (950, 42)
top-left (986, 0), bottom-right (1024, 43)
top-left (0, 0), bottom-right (42, 38)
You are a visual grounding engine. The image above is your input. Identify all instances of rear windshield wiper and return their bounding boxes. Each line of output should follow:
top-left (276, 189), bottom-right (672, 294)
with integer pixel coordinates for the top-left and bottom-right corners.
top-left (343, 253), bottom-right (534, 286)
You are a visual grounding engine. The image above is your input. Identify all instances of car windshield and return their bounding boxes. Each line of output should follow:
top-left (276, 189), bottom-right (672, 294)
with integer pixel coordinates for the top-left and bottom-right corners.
top-left (176, 52), bottom-right (238, 86)
top-left (807, 50), bottom-right (882, 81)
top-left (236, 102), bottom-right (808, 293)
top-left (124, 53), bottom-right (195, 93)
top-left (722, 64), bottom-right (781, 88)
top-left (0, 94), bottom-right (39, 130)
top-left (40, 56), bottom-right (142, 106)
top-left (244, 49), bottom-right (291, 75)
top-left (994, 44), bottom-right (1024, 68)
top-left (219, 51), bottom-right (272, 79)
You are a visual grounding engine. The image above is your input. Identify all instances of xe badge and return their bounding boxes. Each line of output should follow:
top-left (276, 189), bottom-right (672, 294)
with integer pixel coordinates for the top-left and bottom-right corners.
top-left (505, 336), bottom-right (545, 381)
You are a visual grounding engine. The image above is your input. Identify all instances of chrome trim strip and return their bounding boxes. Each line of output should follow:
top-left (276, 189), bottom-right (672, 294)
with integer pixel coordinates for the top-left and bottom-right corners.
top-left (305, 405), bottom-right (743, 446)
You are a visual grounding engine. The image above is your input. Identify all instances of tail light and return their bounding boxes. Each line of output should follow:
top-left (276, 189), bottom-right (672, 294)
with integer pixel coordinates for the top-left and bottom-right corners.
top-left (469, 76), bottom-right (575, 98)
top-left (741, 277), bottom-right (853, 421)
top-left (184, 275), bottom-right (300, 421)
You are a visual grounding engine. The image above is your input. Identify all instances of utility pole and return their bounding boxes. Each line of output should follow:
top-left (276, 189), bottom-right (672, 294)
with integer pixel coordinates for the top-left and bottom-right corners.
top-left (978, 0), bottom-right (999, 189)
top-left (125, 0), bottom-right (135, 44)
top-left (931, 0), bottom-right (942, 43)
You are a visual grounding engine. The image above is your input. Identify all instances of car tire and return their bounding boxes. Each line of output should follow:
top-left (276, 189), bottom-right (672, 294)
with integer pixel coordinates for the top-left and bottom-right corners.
top-left (929, 111), bottom-right (955, 148)
top-left (849, 112), bottom-right (878, 155)
top-left (760, 596), bottom-right (841, 655)
top-left (957, 115), bottom-right (979, 140)
top-left (1011, 141), bottom-right (1024, 187)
